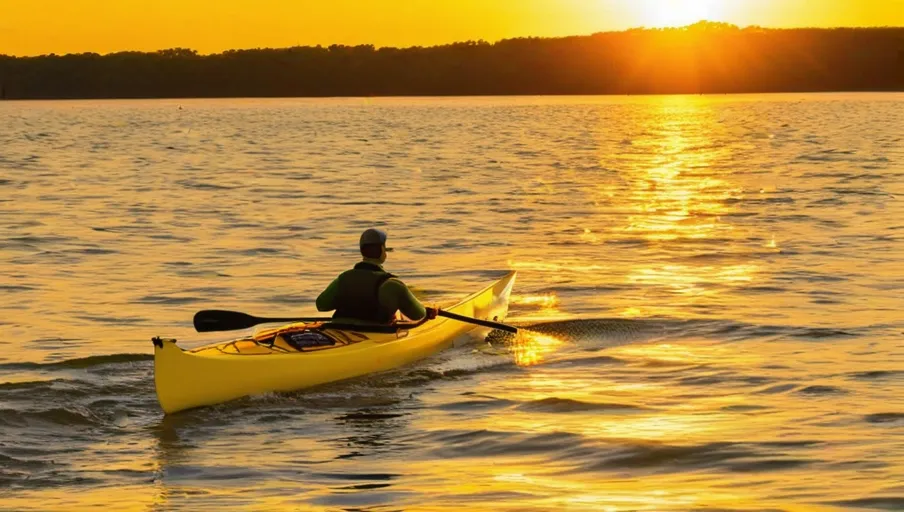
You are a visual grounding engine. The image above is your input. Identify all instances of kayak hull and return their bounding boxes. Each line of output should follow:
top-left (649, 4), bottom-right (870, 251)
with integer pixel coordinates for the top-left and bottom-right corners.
top-left (153, 272), bottom-right (515, 414)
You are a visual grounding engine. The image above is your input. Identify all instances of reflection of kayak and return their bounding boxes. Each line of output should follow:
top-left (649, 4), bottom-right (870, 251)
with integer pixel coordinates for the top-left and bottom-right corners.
top-left (152, 272), bottom-right (516, 414)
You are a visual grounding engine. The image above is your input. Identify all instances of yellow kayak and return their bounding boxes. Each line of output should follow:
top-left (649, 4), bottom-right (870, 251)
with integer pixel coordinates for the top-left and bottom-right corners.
top-left (152, 272), bottom-right (516, 414)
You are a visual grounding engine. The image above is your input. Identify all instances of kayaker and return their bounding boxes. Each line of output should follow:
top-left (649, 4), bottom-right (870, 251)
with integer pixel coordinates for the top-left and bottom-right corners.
top-left (316, 228), bottom-right (438, 324)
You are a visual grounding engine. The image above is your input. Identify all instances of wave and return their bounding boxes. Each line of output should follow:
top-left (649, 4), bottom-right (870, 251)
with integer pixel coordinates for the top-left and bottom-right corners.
top-left (426, 430), bottom-right (585, 458)
top-left (420, 429), bottom-right (822, 474)
top-left (863, 413), bottom-right (904, 425)
top-left (823, 497), bottom-right (904, 511)
top-left (0, 406), bottom-right (102, 428)
top-left (796, 385), bottom-right (848, 396)
top-left (522, 317), bottom-right (870, 346)
top-left (525, 318), bottom-right (677, 343)
top-left (849, 370), bottom-right (904, 381)
top-left (0, 353), bottom-right (153, 371)
top-left (0, 378), bottom-right (67, 391)
top-left (577, 440), bottom-right (819, 473)
top-left (514, 397), bottom-right (647, 413)
top-left (435, 396), bottom-right (646, 414)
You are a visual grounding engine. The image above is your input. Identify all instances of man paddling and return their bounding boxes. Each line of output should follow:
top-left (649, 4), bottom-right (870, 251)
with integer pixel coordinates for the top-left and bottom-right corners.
top-left (316, 228), bottom-right (437, 324)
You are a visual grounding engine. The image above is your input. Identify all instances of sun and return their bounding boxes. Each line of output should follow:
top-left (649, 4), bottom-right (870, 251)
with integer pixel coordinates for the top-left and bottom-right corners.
top-left (638, 0), bottom-right (728, 28)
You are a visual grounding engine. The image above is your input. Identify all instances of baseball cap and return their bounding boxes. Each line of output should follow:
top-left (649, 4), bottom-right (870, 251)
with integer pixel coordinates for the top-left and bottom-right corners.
top-left (359, 228), bottom-right (393, 251)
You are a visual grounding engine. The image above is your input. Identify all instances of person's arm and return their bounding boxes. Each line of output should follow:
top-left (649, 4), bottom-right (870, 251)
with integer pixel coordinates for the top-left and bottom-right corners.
top-left (381, 278), bottom-right (427, 321)
top-left (315, 277), bottom-right (342, 312)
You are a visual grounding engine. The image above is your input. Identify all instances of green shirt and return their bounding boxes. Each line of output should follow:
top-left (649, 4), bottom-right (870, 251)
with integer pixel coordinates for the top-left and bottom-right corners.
top-left (315, 258), bottom-right (427, 323)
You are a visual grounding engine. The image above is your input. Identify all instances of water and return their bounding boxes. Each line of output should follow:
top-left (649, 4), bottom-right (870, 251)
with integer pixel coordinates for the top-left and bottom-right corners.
top-left (1, 94), bottom-right (903, 511)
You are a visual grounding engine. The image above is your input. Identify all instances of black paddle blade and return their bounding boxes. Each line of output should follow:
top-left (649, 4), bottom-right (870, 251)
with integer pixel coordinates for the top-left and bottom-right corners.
top-left (193, 310), bottom-right (261, 333)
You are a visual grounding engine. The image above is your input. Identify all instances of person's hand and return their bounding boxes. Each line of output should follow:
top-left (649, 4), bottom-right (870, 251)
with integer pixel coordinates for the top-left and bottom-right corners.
top-left (425, 307), bottom-right (439, 320)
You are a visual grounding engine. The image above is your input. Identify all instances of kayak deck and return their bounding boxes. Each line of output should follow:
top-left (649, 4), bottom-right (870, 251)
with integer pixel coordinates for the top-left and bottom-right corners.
top-left (152, 271), bottom-right (516, 414)
top-left (186, 325), bottom-right (372, 356)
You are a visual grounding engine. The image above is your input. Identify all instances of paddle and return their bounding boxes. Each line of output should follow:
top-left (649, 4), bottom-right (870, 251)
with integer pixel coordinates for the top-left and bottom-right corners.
top-left (437, 310), bottom-right (518, 334)
top-left (193, 309), bottom-right (517, 334)
top-left (193, 310), bottom-right (331, 333)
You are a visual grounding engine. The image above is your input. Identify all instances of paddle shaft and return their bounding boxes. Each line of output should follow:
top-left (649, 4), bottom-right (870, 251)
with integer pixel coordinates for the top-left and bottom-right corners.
top-left (249, 316), bottom-right (328, 324)
top-left (437, 310), bottom-right (518, 333)
top-left (194, 309), bottom-right (517, 334)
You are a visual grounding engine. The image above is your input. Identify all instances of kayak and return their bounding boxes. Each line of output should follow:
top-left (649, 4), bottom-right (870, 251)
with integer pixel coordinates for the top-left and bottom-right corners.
top-left (152, 271), bottom-right (516, 414)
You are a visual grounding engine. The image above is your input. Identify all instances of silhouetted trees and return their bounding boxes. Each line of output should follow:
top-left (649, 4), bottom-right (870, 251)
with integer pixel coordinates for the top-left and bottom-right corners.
top-left (1, 23), bottom-right (901, 99)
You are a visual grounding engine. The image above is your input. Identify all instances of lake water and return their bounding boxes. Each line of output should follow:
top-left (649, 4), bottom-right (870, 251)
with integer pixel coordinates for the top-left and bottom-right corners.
top-left (1, 94), bottom-right (903, 511)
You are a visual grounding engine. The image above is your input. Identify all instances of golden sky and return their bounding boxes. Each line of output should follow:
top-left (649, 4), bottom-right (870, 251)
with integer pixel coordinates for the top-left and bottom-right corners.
top-left (2, 0), bottom-right (902, 56)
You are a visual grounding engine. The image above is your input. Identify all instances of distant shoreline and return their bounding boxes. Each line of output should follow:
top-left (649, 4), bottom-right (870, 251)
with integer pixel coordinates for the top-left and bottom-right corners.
top-left (1, 90), bottom-right (903, 103)
top-left (2, 23), bottom-right (902, 100)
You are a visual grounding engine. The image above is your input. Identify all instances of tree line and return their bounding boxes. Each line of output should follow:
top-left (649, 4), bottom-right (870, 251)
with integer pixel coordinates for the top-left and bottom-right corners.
top-left (1, 22), bottom-right (902, 99)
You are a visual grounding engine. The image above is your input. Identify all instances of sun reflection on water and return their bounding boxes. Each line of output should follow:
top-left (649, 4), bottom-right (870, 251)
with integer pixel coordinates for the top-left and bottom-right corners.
top-left (507, 291), bottom-right (570, 321)
top-left (619, 101), bottom-right (740, 245)
top-left (586, 95), bottom-right (772, 318)
top-left (508, 330), bottom-right (566, 367)
top-left (628, 263), bottom-right (758, 297)
top-left (511, 293), bottom-right (560, 309)
top-left (507, 260), bottom-right (609, 273)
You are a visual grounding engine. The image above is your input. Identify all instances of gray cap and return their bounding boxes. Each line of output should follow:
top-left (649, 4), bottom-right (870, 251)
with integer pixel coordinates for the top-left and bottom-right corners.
top-left (359, 228), bottom-right (392, 251)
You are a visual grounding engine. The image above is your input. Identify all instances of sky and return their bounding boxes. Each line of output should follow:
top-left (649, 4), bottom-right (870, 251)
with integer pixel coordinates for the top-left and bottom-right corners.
top-left (2, 0), bottom-right (903, 56)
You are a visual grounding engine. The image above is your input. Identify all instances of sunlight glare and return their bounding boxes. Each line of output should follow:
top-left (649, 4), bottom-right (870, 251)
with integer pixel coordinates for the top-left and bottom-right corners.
top-left (510, 331), bottom-right (565, 366)
top-left (511, 293), bottom-right (560, 309)
top-left (635, 0), bottom-right (728, 28)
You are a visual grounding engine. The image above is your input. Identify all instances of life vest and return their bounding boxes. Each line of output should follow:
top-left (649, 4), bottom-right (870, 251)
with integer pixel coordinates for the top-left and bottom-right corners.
top-left (332, 262), bottom-right (397, 324)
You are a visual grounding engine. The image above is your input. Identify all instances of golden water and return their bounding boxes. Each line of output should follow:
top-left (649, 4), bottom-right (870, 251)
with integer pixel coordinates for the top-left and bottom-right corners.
top-left (1, 94), bottom-right (902, 511)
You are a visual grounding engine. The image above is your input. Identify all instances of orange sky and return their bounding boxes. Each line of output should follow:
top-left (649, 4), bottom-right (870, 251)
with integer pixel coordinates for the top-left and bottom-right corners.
top-left (2, 0), bottom-right (903, 56)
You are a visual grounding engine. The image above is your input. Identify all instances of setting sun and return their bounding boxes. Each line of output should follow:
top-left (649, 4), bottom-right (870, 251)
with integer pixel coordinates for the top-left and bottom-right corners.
top-left (635, 0), bottom-right (728, 27)
top-left (2, 0), bottom-right (903, 56)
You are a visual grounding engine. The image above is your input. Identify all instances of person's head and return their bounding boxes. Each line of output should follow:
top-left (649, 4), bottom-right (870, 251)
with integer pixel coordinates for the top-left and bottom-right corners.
top-left (359, 228), bottom-right (393, 263)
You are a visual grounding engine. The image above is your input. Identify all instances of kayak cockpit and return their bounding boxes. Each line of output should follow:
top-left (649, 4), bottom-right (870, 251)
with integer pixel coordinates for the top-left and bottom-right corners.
top-left (189, 323), bottom-right (358, 355)
top-left (154, 320), bottom-right (420, 357)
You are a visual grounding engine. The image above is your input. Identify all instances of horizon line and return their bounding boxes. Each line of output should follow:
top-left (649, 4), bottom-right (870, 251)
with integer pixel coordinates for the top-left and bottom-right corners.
top-left (3, 21), bottom-right (903, 59)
